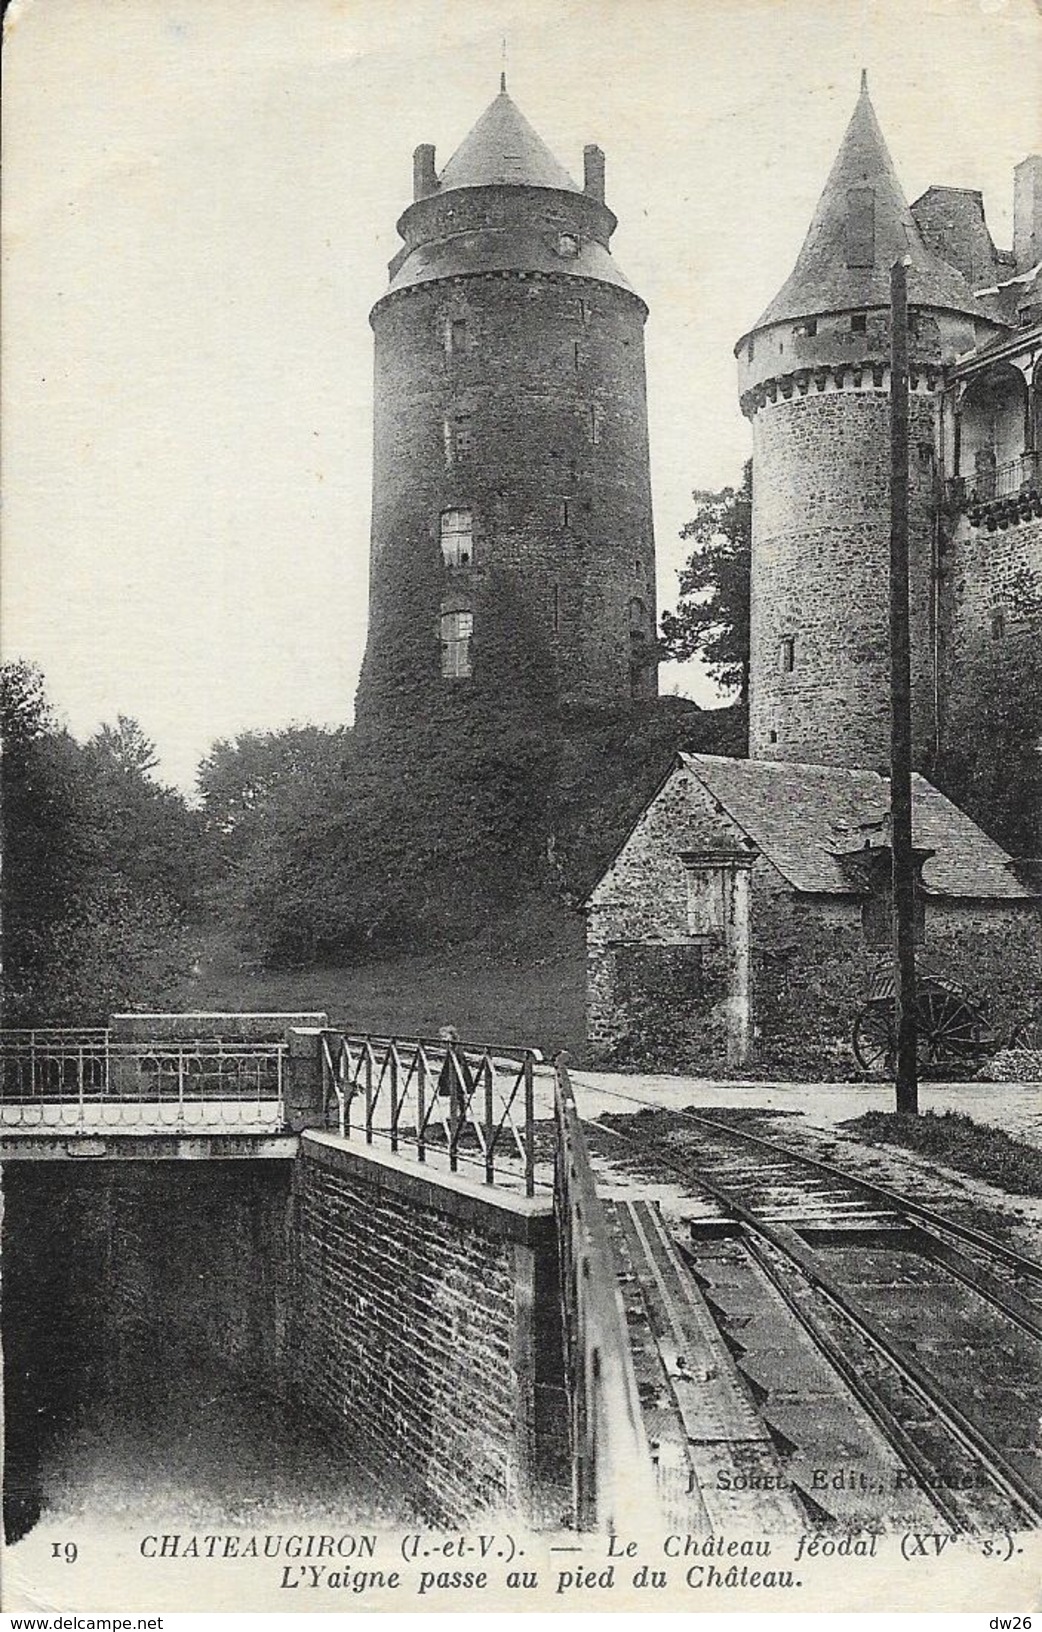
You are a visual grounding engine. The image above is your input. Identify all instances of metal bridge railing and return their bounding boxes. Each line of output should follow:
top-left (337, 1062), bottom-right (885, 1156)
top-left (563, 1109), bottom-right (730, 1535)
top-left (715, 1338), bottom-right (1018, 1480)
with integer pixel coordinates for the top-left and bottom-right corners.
top-left (319, 1030), bottom-right (539, 1194)
top-left (0, 1030), bottom-right (285, 1129)
top-left (553, 1057), bottom-right (658, 1531)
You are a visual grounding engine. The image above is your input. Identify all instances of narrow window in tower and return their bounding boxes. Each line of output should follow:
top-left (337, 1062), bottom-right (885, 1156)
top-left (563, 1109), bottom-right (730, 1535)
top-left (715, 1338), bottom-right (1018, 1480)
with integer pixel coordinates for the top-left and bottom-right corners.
top-left (454, 415), bottom-right (473, 458)
top-left (561, 499), bottom-right (570, 528)
top-left (448, 318), bottom-right (467, 355)
top-left (552, 585), bottom-right (561, 632)
top-left (780, 636), bottom-right (796, 673)
top-left (440, 509), bottom-right (473, 568)
top-left (589, 405), bottom-right (599, 445)
top-left (573, 341), bottom-right (581, 371)
top-left (441, 610), bottom-right (473, 679)
top-left (991, 610), bottom-right (1006, 640)
top-left (579, 298), bottom-right (592, 326)
top-left (850, 312), bottom-right (868, 334)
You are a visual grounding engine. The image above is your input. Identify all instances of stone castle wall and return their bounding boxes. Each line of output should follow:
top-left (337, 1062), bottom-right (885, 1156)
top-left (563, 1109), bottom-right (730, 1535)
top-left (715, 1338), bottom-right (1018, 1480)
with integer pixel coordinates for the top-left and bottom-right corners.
top-left (748, 383), bottom-right (939, 770)
top-left (941, 510), bottom-right (1042, 716)
top-left (357, 270), bottom-right (656, 725)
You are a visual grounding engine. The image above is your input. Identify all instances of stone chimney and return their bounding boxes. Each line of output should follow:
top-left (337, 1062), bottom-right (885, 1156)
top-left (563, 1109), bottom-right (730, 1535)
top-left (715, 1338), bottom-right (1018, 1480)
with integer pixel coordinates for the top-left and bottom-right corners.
top-left (1013, 155), bottom-right (1042, 273)
top-left (584, 144), bottom-right (605, 203)
top-left (413, 143), bottom-right (437, 202)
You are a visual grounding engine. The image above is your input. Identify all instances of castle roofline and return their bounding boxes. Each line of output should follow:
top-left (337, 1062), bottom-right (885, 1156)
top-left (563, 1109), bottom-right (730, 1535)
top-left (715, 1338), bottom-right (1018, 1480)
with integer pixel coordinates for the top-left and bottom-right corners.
top-left (746, 77), bottom-right (989, 336)
top-left (438, 89), bottom-right (581, 194)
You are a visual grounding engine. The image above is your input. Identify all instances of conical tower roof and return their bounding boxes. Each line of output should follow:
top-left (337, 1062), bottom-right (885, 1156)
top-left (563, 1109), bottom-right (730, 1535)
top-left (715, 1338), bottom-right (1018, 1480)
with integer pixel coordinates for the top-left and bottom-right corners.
top-left (751, 76), bottom-right (986, 331)
top-left (438, 87), bottom-right (580, 193)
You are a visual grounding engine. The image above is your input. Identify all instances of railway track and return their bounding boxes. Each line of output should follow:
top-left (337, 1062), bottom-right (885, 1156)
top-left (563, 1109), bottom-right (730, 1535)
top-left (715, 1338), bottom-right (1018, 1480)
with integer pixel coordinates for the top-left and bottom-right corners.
top-left (586, 1099), bottom-right (1042, 1532)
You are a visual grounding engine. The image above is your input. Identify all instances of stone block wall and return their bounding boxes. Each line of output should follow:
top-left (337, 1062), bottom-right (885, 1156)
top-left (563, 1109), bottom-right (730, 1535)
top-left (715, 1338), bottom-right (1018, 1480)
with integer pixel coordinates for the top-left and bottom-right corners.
top-left (748, 384), bottom-right (938, 770)
top-left (753, 883), bottom-right (1041, 1073)
top-left (586, 762), bottom-right (756, 1066)
top-left (290, 1135), bottom-right (565, 1526)
top-left (941, 511), bottom-right (1042, 717)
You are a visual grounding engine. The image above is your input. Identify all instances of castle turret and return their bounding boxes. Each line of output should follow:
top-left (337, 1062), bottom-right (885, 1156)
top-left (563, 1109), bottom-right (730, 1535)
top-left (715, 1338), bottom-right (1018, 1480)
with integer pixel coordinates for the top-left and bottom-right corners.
top-left (736, 75), bottom-right (1006, 771)
top-left (355, 85), bottom-right (657, 732)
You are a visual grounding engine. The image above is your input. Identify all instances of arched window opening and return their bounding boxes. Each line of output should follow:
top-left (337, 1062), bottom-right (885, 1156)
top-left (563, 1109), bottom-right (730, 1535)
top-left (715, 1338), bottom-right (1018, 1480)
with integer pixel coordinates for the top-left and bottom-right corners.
top-left (440, 610), bottom-right (473, 679)
top-left (440, 509), bottom-right (473, 568)
top-left (959, 365), bottom-right (1030, 500)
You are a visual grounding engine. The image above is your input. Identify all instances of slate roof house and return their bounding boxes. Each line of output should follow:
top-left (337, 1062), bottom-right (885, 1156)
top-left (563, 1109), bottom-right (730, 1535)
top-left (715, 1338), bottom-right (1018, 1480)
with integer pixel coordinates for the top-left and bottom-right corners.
top-left (586, 755), bottom-right (1039, 1075)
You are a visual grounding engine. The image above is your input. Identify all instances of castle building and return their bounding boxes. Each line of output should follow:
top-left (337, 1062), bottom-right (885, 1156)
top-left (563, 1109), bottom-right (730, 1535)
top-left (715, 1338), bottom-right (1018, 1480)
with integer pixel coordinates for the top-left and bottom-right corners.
top-left (354, 82), bottom-right (657, 731)
top-left (584, 77), bottom-right (1041, 1076)
top-left (736, 74), bottom-right (1042, 773)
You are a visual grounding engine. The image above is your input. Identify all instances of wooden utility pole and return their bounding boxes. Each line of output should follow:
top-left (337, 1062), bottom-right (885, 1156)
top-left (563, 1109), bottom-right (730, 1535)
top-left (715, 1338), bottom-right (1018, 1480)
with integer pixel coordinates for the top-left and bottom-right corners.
top-left (890, 259), bottom-right (919, 1115)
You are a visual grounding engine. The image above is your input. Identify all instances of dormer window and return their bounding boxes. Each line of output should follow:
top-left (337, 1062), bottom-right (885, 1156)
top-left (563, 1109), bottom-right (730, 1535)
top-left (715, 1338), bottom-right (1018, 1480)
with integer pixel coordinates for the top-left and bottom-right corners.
top-left (556, 233), bottom-right (579, 258)
top-left (440, 509), bottom-right (473, 568)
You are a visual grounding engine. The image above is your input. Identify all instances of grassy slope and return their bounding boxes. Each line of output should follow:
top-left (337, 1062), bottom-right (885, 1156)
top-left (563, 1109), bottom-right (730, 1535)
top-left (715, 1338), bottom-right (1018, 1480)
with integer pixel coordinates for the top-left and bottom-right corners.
top-left (842, 1109), bottom-right (1042, 1197)
top-left (170, 908), bottom-right (587, 1056)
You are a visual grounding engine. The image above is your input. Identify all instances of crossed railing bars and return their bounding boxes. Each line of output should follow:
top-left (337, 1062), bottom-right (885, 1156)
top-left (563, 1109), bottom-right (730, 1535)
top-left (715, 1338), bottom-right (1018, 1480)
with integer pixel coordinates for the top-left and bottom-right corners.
top-left (319, 1031), bottom-right (540, 1195)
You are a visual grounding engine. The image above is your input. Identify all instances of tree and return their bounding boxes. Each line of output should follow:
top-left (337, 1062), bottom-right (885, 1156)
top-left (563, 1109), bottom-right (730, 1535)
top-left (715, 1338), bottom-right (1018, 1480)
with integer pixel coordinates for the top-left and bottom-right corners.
top-left (1, 664), bottom-right (199, 1023)
top-left (660, 459), bottom-right (752, 702)
top-left (88, 714), bottom-right (159, 776)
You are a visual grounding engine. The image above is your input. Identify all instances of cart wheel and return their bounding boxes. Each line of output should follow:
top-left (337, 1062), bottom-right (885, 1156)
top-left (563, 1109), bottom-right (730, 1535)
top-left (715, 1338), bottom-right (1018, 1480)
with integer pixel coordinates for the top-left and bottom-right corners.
top-left (916, 986), bottom-right (985, 1073)
top-left (852, 1003), bottom-right (893, 1072)
top-left (1009, 1009), bottom-right (1042, 1051)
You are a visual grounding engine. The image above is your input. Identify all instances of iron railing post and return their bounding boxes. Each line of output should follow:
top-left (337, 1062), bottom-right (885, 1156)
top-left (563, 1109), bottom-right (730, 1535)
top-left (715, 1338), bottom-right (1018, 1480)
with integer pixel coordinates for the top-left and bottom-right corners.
top-left (416, 1045), bottom-right (428, 1166)
top-left (389, 1045), bottom-right (399, 1154)
top-left (483, 1054), bottom-right (495, 1185)
top-left (447, 1043), bottom-right (460, 1174)
top-left (364, 1042), bottom-right (374, 1145)
top-left (524, 1051), bottom-right (535, 1198)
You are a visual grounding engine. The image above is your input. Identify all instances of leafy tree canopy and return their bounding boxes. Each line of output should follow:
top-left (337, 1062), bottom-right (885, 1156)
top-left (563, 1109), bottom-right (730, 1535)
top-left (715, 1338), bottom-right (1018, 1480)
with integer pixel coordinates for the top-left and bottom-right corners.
top-left (1, 663), bottom-right (200, 1023)
top-left (660, 459), bottom-right (752, 702)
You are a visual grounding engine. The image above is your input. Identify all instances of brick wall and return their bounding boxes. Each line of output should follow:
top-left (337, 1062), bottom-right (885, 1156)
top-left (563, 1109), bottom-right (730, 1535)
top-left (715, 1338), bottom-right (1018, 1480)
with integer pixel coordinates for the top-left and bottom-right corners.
top-left (290, 1135), bottom-right (565, 1526)
top-left (357, 266), bottom-right (656, 728)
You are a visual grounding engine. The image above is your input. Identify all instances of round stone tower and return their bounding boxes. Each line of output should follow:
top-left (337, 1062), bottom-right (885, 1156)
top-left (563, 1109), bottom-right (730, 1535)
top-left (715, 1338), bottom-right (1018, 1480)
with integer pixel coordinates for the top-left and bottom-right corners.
top-left (355, 82), bottom-right (657, 732)
top-left (736, 76), bottom-right (1005, 771)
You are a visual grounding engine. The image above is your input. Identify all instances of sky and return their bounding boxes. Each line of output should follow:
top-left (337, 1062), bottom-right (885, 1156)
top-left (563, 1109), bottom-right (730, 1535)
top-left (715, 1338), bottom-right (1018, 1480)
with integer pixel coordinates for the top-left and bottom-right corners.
top-left (3, 0), bottom-right (1041, 792)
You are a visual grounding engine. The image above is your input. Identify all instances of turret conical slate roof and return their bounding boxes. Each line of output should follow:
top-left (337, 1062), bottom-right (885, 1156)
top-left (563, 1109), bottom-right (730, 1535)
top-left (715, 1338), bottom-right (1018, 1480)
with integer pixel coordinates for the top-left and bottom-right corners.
top-left (438, 88), bottom-right (580, 193)
top-left (751, 77), bottom-right (986, 330)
